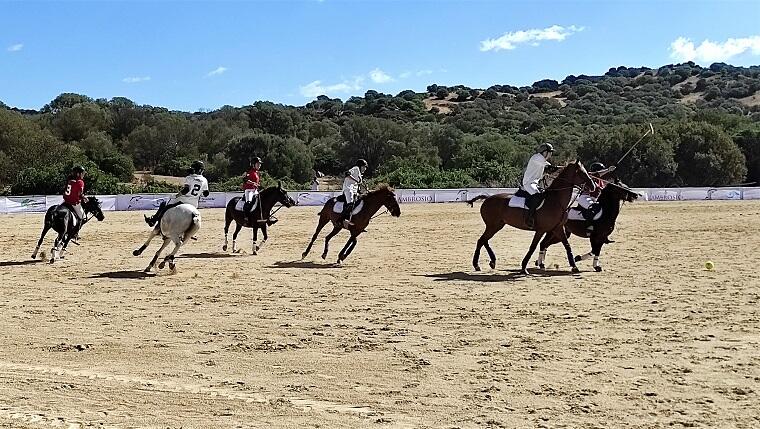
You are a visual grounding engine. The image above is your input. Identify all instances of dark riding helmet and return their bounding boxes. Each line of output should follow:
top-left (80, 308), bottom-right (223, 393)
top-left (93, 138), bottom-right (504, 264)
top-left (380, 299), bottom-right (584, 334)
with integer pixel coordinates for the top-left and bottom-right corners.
top-left (191, 160), bottom-right (204, 173)
top-left (251, 156), bottom-right (262, 165)
top-left (357, 159), bottom-right (368, 167)
top-left (72, 165), bottom-right (85, 174)
top-left (537, 143), bottom-right (555, 154)
top-left (589, 162), bottom-right (606, 173)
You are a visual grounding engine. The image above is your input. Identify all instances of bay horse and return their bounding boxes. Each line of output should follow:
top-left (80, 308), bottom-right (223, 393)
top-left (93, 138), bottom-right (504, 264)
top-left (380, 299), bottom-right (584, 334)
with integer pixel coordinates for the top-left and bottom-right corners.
top-left (32, 197), bottom-right (105, 263)
top-left (133, 203), bottom-right (201, 272)
top-left (536, 180), bottom-right (639, 272)
top-left (301, 185), bottom-right (401, 263)
top-left (468, 161), bottom-right (596, 275)
top-left (222, 183), bottom-right (296, 254)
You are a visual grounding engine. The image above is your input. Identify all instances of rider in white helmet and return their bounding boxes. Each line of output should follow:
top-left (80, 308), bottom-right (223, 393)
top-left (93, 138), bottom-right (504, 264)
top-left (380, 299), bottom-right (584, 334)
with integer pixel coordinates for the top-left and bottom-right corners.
top-left (520, 143), bottom-right (559, 228)
top-left (342, 159), bottom-right (367, 226)
top-left (145, 160), bottom-right (209, 227)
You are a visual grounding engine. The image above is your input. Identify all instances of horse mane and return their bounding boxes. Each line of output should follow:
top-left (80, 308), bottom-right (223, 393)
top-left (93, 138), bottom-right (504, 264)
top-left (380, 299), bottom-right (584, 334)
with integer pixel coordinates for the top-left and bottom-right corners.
top-left (370, 184), bottom-right (395, 193)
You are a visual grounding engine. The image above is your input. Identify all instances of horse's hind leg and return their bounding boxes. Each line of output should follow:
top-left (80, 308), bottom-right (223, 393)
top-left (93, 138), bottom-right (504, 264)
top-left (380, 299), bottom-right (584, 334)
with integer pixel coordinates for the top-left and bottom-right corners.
top-left (146, 237), bottom-right (171, 272)
top-left (473, 222), bottom-right (504, 271)
top-left (134, 227), bottom-right (160, 256)
top-left (231, 223), bottom-right (243, 253)
top-left (160, 237), bottom-right (184, 271)
top-left (50, 234), bottom-right (63, 263)
top-left (302, 215), bottom-right (330, 259)
top-left (321, 224), bottom-right (342, 260)
top-left (32, 226), bottom-right (51, 259)
top-left (223, 215), bottom-right (232, 251)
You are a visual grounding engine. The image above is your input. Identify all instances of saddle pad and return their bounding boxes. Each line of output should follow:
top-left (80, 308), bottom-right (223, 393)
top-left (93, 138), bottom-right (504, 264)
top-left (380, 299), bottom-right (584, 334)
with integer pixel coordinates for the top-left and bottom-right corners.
top-left (507, 197), bottom-right (545, 210)
top-left (234, 197), bottom-right (259, 212)
top-left (333, 200), bottom-right (364, 215)
top-left (568, 207), bottom-right (603, 221)
top-left (508, 196), bottom-right (527, 209)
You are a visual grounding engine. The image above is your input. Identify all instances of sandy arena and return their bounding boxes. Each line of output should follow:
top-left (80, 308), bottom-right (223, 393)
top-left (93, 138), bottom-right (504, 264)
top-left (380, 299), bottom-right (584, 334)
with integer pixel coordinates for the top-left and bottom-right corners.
top-left (1, 201), bottom-right (758, 428)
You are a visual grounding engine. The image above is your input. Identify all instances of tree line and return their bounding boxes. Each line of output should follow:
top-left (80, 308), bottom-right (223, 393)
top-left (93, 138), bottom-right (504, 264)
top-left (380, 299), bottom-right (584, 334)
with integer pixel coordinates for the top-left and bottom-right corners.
top-left (1, 61), bottom-right (759, 195)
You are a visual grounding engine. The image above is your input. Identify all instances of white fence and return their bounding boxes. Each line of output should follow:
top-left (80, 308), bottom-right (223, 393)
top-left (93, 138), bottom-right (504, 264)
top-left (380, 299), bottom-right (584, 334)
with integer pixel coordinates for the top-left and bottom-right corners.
top-left (0, 187), bottom-right (758, 214)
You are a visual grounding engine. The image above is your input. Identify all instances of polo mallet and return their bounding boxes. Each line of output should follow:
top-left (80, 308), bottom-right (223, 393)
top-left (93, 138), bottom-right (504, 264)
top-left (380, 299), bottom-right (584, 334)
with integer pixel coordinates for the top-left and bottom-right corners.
top-left (615, 122), bottom-right (654, 166)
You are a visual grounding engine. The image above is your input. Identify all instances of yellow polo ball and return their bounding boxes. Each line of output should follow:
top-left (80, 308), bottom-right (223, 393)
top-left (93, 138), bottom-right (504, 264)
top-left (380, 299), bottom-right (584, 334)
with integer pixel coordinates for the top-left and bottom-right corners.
top-left (705, 261), bottom-right (714, 271)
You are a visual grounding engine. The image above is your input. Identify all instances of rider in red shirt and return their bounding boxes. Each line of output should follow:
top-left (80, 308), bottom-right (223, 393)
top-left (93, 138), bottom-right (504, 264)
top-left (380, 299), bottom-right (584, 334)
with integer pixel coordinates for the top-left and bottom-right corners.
top-left (242, 157), bottom-right (263, 224)
top-left (63, 165), bottom-right (89, 239)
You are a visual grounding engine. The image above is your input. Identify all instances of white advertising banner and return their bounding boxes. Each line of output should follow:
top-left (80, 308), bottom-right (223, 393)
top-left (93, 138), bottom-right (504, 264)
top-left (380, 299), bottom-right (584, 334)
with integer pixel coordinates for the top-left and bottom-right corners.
top-left (199, 192), bottom-right (227, 209)
top-left (5, 196), bottom-right (47, 213)
top-left (397, 190), bottom-right (434, 204)
top-left (704, 188), bottom-right (743, 200)
top-left (0, 197), bottom-right (6, 214)
top-left (647, 189), bottom-right (681, 201)
top-left (117, 194), bottom-right (173, 211)
top-left (431, 189), bottom-right (470, 203)
top-left (292, 191), bottom-right (335, 206)
top-left (742, 188), bottom-right (760, 200)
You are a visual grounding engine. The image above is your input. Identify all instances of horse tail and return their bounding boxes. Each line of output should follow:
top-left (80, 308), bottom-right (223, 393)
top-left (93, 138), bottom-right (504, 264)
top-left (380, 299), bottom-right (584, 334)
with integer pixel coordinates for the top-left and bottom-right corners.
top-left (466, 195), bottom-right (489, 207)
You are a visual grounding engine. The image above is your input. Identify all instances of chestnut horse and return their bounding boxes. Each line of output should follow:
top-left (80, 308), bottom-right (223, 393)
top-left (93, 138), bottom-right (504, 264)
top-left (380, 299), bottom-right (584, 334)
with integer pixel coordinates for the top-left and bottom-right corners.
top-left (302, 185), bottom-right (401, 263)
top-left (468, 161), bottom-right (596, 274)
top-left (536, 180), bottom-right (639, 272)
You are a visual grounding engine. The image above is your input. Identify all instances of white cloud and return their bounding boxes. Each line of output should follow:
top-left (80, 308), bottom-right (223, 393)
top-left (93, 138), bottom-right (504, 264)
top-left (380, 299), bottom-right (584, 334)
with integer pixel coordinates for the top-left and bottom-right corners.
top-left (207, 66), bottom-right (228, 77)
top-left (399, 71), bottom-right (412, 79)
top-left (300, 77), bottom-right (364, 98)
top-left (122, 76), bottom-right (151, 83)
top-left (399, 69), bottom-right (433, 79)
top-left (480, 25), bottom-right (584, 52)
top-left (416, 69), bottom-right (433, 76)
top-left (7, 43), bottom-right (23, 52)
top-left (369, 68), bottom-right (393, 83)
top-left (669, 36), bottom-right (760, 63)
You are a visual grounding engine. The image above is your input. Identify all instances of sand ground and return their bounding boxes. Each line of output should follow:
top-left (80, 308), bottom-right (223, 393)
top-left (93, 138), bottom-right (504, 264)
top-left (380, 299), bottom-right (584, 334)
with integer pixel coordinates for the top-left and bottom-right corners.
top-left (0, 201), bottom-right (758, 428)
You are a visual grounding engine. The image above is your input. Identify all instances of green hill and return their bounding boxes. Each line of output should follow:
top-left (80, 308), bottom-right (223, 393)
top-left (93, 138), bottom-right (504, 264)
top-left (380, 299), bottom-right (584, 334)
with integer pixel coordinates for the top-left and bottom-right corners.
top-left (1, 61), bottom-right (759, 194)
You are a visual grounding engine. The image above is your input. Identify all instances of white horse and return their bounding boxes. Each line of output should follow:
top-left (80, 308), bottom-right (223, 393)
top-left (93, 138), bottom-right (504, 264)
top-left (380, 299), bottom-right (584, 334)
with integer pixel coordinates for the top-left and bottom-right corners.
top-left (132, 203), bottom-right (201, 272)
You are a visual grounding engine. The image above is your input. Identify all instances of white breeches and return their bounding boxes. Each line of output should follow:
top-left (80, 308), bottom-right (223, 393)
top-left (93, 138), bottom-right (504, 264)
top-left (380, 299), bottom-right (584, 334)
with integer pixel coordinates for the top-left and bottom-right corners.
top-left (578, 194), bottom-right (596, 209)
top-left (244, 189), bottom-right (259, 203)
top-left (71, 203), bottom-right (84, 221)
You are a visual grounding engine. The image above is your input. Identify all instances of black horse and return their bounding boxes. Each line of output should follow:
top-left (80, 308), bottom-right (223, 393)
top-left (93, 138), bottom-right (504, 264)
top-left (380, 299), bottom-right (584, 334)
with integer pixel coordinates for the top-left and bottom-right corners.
top-left (536, 180), bottom-right (639, 272)
top-left (32, 197), bottom-right (105, 263)
top-left (223, 183), bottom-right (296, 254)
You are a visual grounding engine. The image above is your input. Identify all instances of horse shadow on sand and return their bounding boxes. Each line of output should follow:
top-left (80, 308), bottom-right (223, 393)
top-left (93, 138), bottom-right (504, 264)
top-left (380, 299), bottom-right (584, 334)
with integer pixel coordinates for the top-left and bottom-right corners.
top-left (89, 270), bottom-right (156, 279)
top-left (0, 260), bottom-right (44, 267)
top-left (268, 260), bottom-right (340, 269)
top-left (424, 268), bottom-right (579, 283)
top-left (179, 252), bottom-right (239, 259)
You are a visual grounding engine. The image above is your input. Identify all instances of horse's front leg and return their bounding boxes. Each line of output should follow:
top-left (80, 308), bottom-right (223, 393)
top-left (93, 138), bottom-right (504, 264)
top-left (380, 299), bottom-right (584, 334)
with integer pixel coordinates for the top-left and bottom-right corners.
top-left (251, 227), bottom-right (259, 255)
top-left (337, 235), bottom-right (358, 263)
top-left (50, 233), bottom-right (63, 263)
top-left (521, 231), bottom-right (545, 275)
top-left (256, 225), bottom-right (268, 253)
top-left (133, 227), bottom-right (160, 256)
top-left (560, 235), bottom-right (580, 273)
top-left (590, 238), bottom-right (605, 272)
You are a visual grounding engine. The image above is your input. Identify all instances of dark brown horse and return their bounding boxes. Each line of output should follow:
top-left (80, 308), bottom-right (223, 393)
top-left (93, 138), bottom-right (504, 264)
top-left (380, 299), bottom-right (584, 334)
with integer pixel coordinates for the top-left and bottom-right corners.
top-left (302, 185), bottom-right (401, 263)
top-left (468, 161), bottom-right (596, 274)
top-left (536, 180), bottom-right (639, 272)
top-left (223, 183), bottom-right (296, 255)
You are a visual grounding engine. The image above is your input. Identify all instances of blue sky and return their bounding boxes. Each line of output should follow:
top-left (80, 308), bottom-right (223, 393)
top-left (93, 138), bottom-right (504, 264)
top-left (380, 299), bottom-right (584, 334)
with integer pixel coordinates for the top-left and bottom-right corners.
top-left (2, 0), bottom-right (759, 111)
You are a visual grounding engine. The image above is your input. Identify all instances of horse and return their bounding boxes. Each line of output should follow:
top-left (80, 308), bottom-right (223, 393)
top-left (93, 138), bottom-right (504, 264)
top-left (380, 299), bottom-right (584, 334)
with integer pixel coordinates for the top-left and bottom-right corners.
top-left (132, 203), bottom-right (201, 272)
top-left (32, 197), bottom-right (105, 263)
top-left (301, 185), bottom-right (401, 264)
top-left (222, 183), bottom-right (296, 254)
top-left (467, 161), bottom-right (596, 275)
top-left (536, 180), bottom-right (639, 272)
